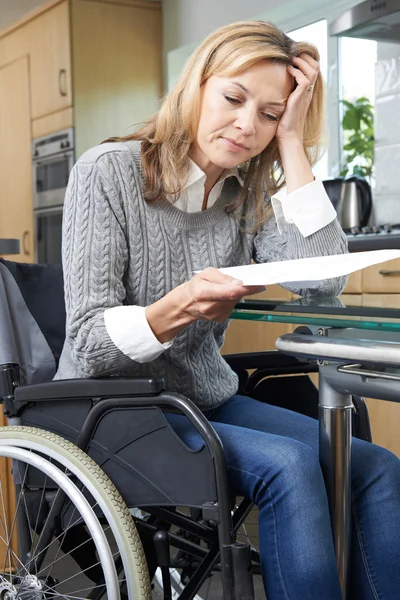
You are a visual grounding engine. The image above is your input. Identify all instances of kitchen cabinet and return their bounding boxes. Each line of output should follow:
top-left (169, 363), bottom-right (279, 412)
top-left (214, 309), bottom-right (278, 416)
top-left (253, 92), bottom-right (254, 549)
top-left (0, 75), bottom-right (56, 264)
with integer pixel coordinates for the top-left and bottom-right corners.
top-left (362, 259), bottom-right (400, 293)
top-left (361, 294), bottom-right (400, 457)
top-left (0, 57), bottom-right (27, 564)
top-left (0, 56), bottom-right (34, 262)
top-left (0, 0), bottom-right (162, 260)
top-left (71, 0), bottom-right (162, 156)
top-left (342, 270), bottom-right (362, 294)
top-left (27, 1), bottom-right (72, 120)
top-left (222, 285), bottom-right (296, 355)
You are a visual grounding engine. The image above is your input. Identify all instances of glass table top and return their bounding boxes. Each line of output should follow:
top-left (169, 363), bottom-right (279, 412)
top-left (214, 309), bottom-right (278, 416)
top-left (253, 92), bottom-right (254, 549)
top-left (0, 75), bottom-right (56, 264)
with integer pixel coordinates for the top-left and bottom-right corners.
top-left (232, 297), bottom-right (400, 332)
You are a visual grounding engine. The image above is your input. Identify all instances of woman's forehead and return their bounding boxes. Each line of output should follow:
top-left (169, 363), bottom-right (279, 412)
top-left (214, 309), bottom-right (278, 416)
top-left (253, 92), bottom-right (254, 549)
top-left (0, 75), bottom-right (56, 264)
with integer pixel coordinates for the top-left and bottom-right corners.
top-left (210, 61), bottom-right (292, 96)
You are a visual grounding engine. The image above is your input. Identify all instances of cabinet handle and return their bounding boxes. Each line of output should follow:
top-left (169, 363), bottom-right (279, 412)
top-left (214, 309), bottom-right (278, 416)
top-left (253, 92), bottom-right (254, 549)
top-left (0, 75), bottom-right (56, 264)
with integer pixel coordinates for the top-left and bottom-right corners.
top-left (22, 231), bottom-right (30, 256)
top-left (58, 68), bottom-right (67, 97)
top-left (378, 270), bottom-right (400, 276)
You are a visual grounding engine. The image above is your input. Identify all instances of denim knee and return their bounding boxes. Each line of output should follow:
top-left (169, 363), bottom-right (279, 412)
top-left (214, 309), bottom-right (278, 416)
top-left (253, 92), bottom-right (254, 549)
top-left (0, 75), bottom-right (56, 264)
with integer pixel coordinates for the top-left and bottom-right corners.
top-left (227, 435), bottom-right (327, 512)
top-left (352, 438), bottom-right (400, 501)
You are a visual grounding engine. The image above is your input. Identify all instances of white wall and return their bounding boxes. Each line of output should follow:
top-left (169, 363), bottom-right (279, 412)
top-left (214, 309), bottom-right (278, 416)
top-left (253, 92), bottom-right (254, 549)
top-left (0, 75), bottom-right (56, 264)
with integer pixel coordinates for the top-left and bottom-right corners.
top-left (373, 42), bottom-right (400, 224)
top-left (163, 0), bottom-right (286, 55)
top-left (163, 0), bottom-right (362, 57)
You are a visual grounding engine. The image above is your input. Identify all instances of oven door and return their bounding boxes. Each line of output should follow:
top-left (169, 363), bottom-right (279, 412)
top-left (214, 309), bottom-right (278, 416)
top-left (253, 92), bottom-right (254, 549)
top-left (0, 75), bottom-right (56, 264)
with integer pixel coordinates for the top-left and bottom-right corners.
top-left (34, 206), bottom-right (63, 264)
top-left (34, 151), bottom-right (74, 210)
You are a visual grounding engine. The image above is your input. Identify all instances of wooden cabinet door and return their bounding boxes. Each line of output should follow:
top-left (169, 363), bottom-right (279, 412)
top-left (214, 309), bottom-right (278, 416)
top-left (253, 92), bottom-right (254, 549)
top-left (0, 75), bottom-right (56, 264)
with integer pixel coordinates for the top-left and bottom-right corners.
top-left (222, 285), bottom-right (296, 355)
top-left (361, 293), bottom-right (400, 457)
top-left (71, 0), bottom-right (162, 155)
top-left (342, 271), bottom-right (362, 294)
top-left (362, 259), bottom-right (400, 293)
top-left (28, 1), bottom-right (72, 119)
top-left (0, 56), bottom-right (34, 262)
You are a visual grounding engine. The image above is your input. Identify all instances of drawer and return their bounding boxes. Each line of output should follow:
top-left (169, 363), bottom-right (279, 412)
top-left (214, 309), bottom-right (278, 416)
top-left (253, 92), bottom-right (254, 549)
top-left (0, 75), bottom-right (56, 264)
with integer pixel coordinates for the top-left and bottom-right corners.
top-left (363, 259), bottom-right (400, 293)
top-left (362, 293), bottom-right (400, 309)
top-left (339, 294), bottom-right (362, 307)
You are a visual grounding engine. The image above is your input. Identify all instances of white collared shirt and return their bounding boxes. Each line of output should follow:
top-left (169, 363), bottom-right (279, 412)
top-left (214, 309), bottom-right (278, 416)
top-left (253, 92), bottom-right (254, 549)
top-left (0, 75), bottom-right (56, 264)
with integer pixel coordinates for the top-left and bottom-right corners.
top-left (104, 162), bottom-right (336, 362)
top-left (173, 160), bottom-right (242, 212)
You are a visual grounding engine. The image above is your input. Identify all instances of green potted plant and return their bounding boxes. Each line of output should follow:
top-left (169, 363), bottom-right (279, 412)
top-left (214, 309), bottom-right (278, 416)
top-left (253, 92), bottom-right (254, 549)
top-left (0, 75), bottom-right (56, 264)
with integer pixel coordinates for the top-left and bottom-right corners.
top-left (340, 96), bottom-right (374, 183)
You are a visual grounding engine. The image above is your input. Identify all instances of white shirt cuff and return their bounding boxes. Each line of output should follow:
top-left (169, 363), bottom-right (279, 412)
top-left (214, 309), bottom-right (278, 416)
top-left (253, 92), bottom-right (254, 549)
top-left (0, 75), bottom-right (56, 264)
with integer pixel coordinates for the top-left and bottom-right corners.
top-left (271, 179), bottom-right (337, 237)
top-left (104, 305), bottom-right (174, 363)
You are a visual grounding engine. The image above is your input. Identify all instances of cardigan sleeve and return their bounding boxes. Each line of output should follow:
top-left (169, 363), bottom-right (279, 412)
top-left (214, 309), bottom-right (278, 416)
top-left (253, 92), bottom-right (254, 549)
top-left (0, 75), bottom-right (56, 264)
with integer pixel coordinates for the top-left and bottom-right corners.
top-left (253, 208), bottom-right (349, 297)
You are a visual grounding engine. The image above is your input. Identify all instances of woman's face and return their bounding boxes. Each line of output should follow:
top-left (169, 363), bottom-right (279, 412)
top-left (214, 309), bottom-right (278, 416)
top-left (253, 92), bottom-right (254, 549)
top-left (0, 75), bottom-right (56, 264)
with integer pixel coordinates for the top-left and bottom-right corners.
top-left (191, 59), bottom-right (292, 175)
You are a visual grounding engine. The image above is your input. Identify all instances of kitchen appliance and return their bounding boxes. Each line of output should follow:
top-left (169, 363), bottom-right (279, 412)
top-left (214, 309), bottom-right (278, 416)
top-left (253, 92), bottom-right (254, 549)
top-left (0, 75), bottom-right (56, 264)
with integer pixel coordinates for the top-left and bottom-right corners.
top-left (32, 128), bottom-right (74, 264)
top-left (323, 175), bottom-right (373, 231)
top-left (329, 0), bottom-right (400, 43)
top-left (347, 223), bottom-right (400, 251)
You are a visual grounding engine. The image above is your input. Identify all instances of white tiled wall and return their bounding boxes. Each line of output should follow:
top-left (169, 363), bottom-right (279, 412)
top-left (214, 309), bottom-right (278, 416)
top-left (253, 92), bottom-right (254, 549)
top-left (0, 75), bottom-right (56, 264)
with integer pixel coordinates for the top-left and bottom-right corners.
top-left (374, 42), bottom-right (400, 224)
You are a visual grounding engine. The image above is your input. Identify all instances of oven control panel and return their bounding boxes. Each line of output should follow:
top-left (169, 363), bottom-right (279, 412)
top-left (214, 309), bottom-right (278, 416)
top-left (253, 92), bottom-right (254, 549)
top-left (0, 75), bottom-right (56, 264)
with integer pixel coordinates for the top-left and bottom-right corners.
top-left (32, 128), bottom-right (74, 160)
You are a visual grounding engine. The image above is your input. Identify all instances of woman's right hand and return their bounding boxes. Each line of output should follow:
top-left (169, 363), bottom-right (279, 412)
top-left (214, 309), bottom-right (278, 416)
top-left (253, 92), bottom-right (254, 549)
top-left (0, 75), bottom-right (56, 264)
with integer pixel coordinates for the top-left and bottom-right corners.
top-left (178, 267), bottom-right (265, 322)
top-left (145, 267), bottom-right (265, 343)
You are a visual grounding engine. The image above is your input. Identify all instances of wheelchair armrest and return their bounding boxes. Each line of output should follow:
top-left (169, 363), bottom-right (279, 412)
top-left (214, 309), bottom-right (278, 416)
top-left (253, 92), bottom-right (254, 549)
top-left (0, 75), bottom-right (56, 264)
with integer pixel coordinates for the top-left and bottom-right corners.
top-left (14, 377), bottom-right (165, 402)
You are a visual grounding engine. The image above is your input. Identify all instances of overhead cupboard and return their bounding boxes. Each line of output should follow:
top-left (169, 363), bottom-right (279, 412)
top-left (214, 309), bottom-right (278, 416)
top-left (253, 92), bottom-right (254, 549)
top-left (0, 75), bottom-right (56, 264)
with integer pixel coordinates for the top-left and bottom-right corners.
top-left (0, 0), bottom-right (162, 264)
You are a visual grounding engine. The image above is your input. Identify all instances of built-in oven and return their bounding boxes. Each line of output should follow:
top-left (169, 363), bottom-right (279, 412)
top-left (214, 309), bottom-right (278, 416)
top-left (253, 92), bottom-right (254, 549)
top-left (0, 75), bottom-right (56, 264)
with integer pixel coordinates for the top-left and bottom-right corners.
top-left (32, 128), bottom-right (74, 264)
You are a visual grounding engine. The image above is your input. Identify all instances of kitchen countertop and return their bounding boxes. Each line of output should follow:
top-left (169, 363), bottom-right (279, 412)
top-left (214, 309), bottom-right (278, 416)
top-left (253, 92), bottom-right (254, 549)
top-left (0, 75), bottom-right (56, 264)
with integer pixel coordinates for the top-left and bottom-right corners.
top-left (347, 231), bottom-right (400, 252)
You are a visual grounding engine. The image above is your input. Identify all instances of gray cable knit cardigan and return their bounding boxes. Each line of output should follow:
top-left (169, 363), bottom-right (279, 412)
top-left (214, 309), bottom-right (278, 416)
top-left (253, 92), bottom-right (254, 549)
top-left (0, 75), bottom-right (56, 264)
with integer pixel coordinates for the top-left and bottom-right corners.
top-left (54, 140), bottom-right (348, 410)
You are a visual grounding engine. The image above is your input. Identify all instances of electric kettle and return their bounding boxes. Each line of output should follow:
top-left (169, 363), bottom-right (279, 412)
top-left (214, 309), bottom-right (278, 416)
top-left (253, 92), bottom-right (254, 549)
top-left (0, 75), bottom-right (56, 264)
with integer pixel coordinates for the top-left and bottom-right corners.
top-left (322, 176), bottom-right (372, 231)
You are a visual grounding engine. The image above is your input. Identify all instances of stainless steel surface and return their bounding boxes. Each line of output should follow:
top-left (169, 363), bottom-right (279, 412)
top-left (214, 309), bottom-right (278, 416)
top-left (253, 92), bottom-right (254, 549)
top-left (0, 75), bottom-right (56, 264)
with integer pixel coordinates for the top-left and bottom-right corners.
top-left (34, 183), bottom-right (68, 210)
top-left (32, 127), bottom-right (74, 210)
top-left (323, 177), bottom-right (372, 231)
top-left (32, 128), bottom-right (74, 161)
top-left (347, 227), bottom-right (400, 252)
top-left (32, 128), bottom-right (74, 263)
top-left (329, 0), bottom-right (400, 42)
top-left (0, 238), bottom-right (20, 255)
top-left (318, 373), bottom-right (352, 600)
top-left (338, 363), bottom-right (400, 381)
top-left (338, 181), bottom-right (360, 230)
top-left (34, 206), bottom-right (63, 264)
top-left (277, 330), bottom-right (400, 598)
top-left (324, 362), bottom-right (400, 403)
top-left (276, 333), bottom-right (400, 367)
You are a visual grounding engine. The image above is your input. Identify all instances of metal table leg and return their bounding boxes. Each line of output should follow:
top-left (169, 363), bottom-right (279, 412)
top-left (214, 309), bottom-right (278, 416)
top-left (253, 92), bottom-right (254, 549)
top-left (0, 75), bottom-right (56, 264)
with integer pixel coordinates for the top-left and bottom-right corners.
top-left (319, 366), bottom-right (353, 599)
top-left (276, 329), bottom-right (400, 598)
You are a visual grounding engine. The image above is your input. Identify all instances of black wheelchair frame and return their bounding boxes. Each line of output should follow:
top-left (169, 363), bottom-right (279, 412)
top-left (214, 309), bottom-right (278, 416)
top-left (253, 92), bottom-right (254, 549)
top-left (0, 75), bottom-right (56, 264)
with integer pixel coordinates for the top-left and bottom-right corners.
top-left (0, 258), bottom-right (372, 599)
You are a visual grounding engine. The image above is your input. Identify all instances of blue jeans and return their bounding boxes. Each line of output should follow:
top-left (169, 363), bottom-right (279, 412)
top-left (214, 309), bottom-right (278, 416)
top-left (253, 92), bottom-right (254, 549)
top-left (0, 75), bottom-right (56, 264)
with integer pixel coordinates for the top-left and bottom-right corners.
top-left (166, 395), bottom-right (400, 600)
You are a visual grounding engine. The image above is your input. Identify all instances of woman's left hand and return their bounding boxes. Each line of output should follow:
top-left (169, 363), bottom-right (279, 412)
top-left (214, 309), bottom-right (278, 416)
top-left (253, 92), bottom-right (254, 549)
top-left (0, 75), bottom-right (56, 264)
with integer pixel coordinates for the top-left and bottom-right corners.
top-left (276, 53), bottom-right (320, 145)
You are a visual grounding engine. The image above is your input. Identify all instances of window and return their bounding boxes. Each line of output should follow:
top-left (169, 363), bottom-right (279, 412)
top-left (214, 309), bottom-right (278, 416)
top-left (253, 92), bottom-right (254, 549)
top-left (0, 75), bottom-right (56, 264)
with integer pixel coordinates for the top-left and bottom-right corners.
top-left (339, 37), bottom-right (376, 183)
top-left (288, 20), bottom-right (328, 180)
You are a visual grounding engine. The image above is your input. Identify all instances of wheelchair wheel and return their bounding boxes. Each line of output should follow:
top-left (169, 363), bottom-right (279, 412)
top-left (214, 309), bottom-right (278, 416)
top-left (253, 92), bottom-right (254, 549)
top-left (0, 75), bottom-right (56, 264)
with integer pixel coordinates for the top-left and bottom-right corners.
top-left (0, 426), bottom-right (151, 599)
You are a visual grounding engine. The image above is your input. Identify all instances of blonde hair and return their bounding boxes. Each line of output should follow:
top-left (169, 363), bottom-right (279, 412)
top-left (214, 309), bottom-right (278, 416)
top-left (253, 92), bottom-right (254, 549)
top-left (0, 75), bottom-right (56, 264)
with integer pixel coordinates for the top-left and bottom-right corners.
top-left (113, 20), bottom-right (325, 228)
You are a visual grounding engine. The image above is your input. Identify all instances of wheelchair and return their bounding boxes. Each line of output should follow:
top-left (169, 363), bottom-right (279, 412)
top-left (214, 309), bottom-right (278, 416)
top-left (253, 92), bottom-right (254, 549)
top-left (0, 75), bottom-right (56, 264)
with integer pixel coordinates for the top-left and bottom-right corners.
top-left (0, 258), bottom-right (372, 600)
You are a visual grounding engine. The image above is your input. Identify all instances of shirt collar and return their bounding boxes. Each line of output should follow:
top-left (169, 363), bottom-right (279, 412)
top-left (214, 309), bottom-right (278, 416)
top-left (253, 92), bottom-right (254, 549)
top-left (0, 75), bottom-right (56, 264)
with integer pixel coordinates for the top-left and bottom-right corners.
top-left (184, 159), bottom-right (243, 191)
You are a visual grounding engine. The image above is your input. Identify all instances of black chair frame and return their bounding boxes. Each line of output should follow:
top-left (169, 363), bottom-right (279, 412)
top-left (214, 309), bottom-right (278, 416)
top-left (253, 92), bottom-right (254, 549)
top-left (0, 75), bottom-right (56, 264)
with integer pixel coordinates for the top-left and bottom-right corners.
top-left (0, 258), bottom-right (372, 600)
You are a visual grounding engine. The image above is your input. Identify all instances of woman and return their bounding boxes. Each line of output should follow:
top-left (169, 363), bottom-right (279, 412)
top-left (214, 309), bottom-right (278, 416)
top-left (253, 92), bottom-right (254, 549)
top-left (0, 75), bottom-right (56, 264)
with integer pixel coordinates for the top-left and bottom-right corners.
top-left (55, 20), bottom-right (400, 600)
